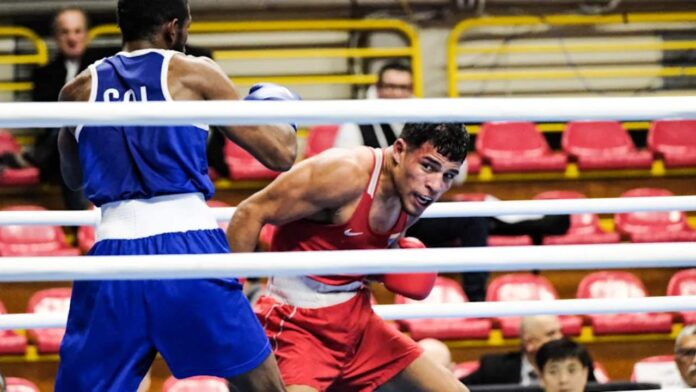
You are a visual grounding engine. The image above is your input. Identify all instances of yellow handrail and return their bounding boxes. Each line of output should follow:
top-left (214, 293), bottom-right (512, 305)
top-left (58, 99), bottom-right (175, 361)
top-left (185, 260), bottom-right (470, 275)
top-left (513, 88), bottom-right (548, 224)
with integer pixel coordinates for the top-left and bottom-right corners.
top-left (0, 26), bottom-right (48, 66)
top-left (447, 12), bottom-right (696, 97)
top-left (89, 19), bottom-right (423, 97)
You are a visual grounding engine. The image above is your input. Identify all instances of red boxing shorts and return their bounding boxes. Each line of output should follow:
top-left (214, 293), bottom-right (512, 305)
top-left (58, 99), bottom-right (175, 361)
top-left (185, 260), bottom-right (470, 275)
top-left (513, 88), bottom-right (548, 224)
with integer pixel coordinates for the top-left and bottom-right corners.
top-left (255, 288), bottom-right (422, 392)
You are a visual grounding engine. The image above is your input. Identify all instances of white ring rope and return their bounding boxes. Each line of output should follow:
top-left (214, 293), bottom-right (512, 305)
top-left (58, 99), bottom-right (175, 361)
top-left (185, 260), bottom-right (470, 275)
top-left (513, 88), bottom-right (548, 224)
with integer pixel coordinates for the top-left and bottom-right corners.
top-left (1, 196), bottom-right (695, 226)
top-left (0, 242), bottom-right (694, 282)
top-left (0, 97), bottom-right (695, 127)
top-left (2, 296), bottom-right (695, 330)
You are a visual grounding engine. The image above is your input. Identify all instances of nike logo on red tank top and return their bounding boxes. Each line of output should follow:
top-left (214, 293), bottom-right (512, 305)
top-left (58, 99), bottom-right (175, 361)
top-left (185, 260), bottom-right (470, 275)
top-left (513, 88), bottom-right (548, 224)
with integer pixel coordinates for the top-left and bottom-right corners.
top-left (271, 148), bottom-right (408, 286)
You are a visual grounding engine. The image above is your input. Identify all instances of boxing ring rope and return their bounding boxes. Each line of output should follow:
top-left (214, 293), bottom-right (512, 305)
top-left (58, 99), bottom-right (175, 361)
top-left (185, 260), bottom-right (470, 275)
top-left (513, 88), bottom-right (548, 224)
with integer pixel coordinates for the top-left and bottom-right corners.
top-left (0, 96), bottom-right (695, 128)
top-left (3, 296), bottom-right (696, 330)
top-left (0, 242), bottom-right (694, 282)
top-left (1, 196), bottom-right (695, 225)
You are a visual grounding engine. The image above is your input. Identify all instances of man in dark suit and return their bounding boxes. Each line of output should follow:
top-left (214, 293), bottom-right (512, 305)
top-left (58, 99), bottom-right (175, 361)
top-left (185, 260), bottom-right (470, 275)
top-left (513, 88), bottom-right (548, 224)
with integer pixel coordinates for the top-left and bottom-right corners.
top-left (462, 315), bottom-right (597, 386)
top-left (30, 6), bottom-right (109, 210)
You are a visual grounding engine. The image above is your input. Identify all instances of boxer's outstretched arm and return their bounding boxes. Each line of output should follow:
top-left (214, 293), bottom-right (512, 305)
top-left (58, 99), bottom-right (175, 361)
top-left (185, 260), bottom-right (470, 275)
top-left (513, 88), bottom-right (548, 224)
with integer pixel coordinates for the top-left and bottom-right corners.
top-left (170, 55), bottom-right (296, 171)
top-left (227, 149), bottom-right (367, 252)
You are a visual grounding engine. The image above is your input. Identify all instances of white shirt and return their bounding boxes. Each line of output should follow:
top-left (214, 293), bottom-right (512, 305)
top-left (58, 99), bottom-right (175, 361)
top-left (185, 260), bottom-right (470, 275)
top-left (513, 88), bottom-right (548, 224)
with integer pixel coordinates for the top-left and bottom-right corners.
top-left (520, 355), bottom-right (539, 386)
top-left (64, 58), bottom-right (80, 84)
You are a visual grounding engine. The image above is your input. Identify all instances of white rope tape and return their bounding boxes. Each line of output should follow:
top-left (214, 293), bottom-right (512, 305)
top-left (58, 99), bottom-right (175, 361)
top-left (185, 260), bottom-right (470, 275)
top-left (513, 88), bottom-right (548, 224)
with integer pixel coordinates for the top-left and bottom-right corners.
top-left (0, 97), bottom-right (695, 128)
top-left (1, 196), bottom-right (695, 226)
top-left (2, 296), bottom-right (695, 330)
top-left (0, 242), bottom-right (694, 282)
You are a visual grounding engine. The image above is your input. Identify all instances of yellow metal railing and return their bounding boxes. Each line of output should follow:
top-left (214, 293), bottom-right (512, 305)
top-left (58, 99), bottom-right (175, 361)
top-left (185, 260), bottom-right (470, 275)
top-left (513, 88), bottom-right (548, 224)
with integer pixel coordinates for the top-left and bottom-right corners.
top-left (89, 19), bottom-right (423, 97)
top-left (447, 12), bottom-right (696, 97)
top-left (0, 26), bottom-right (48, 92)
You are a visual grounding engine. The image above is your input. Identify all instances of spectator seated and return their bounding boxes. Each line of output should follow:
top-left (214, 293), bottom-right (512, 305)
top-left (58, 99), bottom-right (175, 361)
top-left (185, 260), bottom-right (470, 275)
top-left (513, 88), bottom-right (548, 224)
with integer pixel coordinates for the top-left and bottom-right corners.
top-left (563, 121), bottom-right (653, 170)
top-left (0, 131), bottom-right (39, 186)
top-left (614, 188), bottom-right (696, 243)
top-left (486, 273), bottom-right (582, 337)
top-left (0, 300), bottom-right (28, 355)
top-left (577, 271), bottom-right (672, 335)
top-left (162, 376), bottom-right (229, 392)
top-left (304, 125), bottom-right (340, 158)
top-left (477, 122), bottom-right (566, 173)
top-left (667, 268), bottom-right (696, 325)
top-left (450, 193), bottom-right (533, 246)
top-left (534, 190), bottom-right (620, 245)
top-left (593, 361), bottom-right (611, 384)
top-left (0, 205), bottom-right (80, 256)
top-left (648, 119), bottom-right (696, 168)
top-left (395, 276), bottom-right (492, 340)
top-left (631, 355), bottom-right (685, 389)
top-left (27, 288), bottom-right (71, 354)
top-left (5, 377), bottom-right (40, 392)
top-left (224, 139), bottom-right (280, 181)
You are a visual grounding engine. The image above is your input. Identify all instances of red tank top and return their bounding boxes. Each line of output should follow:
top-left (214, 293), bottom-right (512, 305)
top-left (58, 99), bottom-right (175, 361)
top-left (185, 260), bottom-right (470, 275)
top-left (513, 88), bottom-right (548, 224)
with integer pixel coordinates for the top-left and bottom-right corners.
top-left (271, 148), bottom-right (409, 286)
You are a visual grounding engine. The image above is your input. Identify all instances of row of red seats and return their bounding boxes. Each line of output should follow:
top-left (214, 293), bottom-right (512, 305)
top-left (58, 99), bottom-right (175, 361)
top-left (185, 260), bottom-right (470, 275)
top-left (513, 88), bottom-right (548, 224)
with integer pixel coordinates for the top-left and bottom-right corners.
top-left (0, 131), bottom-right (39, 186)
top-left (458, 187), bottom-right (696, 246)
top-left (398, 269), bottom-right (696, 341)
top-left (223, 119), bottom-right (696, 180)
top-left (0, 375), bottom-right (227, 392)
top-left (0, 288), bottom-right (69, 355)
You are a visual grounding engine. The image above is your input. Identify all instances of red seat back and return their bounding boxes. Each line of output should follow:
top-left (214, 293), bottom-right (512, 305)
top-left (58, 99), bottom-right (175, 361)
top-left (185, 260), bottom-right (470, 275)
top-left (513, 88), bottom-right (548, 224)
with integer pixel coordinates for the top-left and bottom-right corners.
top-left (223, 140), bottom-right (279, 180)
top-left (6, 377), bottom-right (41, 392)
top-left (577, 271), bottom-right (647, 299)
top-left (0, 130), bottom-right (22, 154)
top-left (162, 376), bottom-right (229, 392)
top-left (534, 190), bottom-right (602, 235)
top-left (486, 273), bottom-right (558, 302)
top-left (395, 276), bottom-right (467, 305)
top-left (453, 361), bottom-right (480, 379)
top-left (615, 188), bottom-right (688, 234)
top-left (304, 125), bottom-right (339, 158)
top-left (477, 122), bottom-right (551, 159)
top-left (667, 268), bottom-right (696, 296)
top-left (648, 119), bottom-right (696, 154)
top-left (563, 121), bottom-right (636, 156)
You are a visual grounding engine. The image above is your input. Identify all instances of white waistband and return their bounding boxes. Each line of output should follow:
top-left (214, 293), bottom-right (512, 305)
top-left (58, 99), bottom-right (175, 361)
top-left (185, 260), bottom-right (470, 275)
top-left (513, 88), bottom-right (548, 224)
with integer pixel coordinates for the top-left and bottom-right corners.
top-left (96, 193), bottom-right (220, 241)
top-left (267, 276), bottom-right (363, 309)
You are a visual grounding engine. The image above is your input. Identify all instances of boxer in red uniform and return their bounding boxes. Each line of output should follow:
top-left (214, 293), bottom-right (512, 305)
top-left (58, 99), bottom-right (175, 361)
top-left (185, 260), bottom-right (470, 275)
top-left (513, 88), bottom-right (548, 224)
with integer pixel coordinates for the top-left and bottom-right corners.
top-left (227, 122), bottom-right (470, 392)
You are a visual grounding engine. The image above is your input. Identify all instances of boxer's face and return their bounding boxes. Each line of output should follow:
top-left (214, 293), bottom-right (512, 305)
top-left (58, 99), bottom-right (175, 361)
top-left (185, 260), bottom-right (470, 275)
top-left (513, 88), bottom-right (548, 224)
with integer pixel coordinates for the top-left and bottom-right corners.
top-left (394, 140), bottom-right (462, 217)
top-left (540, 358), bottom-right (588, 392)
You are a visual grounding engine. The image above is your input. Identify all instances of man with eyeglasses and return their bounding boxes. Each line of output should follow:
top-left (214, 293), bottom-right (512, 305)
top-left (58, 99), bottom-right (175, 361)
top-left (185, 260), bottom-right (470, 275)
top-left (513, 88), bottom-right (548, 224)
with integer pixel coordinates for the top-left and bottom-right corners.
top-left (675, 324), bottom-right (696, 388)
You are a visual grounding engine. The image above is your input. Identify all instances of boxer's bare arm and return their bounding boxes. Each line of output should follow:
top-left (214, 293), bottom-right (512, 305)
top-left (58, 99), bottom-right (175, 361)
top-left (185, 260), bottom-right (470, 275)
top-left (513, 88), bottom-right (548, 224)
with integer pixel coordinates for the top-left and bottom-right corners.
top-left (169, 55), bottom-right (296, 171)
top-left (58, 70), bottom-right (92, 190)
top-left (227, 148), bottom-right (370, 253)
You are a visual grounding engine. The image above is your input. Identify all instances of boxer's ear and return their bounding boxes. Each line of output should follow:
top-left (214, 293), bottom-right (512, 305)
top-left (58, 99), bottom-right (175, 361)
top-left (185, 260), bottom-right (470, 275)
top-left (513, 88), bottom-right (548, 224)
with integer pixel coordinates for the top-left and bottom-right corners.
top-left (392, 139), bottom-right (407, 165)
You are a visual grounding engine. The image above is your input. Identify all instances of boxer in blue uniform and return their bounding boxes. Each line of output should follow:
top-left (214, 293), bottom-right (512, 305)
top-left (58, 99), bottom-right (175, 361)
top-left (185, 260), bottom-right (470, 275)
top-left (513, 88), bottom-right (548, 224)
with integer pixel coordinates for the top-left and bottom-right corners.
top-left (54, 0), bottom-right (297, 390)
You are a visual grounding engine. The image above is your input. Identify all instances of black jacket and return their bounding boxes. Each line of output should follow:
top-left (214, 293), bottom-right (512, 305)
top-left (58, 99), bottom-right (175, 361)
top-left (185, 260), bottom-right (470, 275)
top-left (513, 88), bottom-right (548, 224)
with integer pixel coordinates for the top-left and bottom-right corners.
top-left (461, 351), bottom-right (597, 385)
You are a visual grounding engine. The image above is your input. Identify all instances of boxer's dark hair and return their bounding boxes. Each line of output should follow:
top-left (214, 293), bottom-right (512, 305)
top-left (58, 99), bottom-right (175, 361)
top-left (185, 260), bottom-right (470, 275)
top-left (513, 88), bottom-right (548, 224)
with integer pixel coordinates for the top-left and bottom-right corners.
top-left (401, 123), bottom-right (469, 162)
top-left (117, 0), bottom-right (189, 42)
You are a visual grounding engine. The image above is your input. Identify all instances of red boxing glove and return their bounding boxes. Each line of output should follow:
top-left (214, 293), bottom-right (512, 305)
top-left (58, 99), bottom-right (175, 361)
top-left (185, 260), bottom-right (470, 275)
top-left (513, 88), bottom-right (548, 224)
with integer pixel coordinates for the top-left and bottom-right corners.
top-left (382, 237), bottom-right (437, 300)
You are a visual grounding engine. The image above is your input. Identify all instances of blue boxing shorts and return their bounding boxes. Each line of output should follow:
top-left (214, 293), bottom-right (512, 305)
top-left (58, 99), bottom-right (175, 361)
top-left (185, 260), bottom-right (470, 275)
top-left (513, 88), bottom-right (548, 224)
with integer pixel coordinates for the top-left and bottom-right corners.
top-left (55, 194), bottom-right (270, 392)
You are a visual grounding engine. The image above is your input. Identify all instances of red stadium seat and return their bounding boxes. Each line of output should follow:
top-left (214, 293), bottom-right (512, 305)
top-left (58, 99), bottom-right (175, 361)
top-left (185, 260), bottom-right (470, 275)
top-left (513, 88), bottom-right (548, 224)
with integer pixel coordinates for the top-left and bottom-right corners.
top-left (162, 376), bottom-right (229, 392)
top-left (223, 140), bottom-right (279, 181)
top-left (562, 121), bottom-right (653, 170)
top-left (27, 288), bottom-right (71, 354)
top-left (395, 277), bottom-right (492, 340)
top-left (0, 205), bottom-right (81, 256)
top-left (477, 122), bottom-right (566, 173)
top-left (486, 273), bottom-right (582, 337)
top-left (648, 119), bottom-right (696, 168)
top-left (614, 188), bottom-right (696, 243)
top-left (631, 355), bottom-right (684, 388)
top-left (466, 153), bottom-right (482, 174)
top-left (304, 125), bottom-right (339, 159)
top-left (5, 377), bottom-right (41, 392)
top-left (76, 225), bottom-right (95, 254)
top-left (0, 300), bottom-right (28, 355)
top-left (534, 190), bottom-right (620, 245)
top-left (577, 271), bottom-right (672, 335)
top-left (453, 361), bottom-right (480, 380)
top-left (0, 130), bottom-right (39, 187)
top-left (667, 269), bottom-right (696, 325)
top-left (258, 224), bottom-right (277, 252)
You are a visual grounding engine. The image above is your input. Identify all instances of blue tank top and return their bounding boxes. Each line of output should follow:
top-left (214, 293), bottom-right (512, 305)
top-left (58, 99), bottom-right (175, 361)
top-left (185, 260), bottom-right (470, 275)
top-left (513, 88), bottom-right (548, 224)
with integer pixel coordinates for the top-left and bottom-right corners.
top-left (76, 49), bottom-right (214, 206)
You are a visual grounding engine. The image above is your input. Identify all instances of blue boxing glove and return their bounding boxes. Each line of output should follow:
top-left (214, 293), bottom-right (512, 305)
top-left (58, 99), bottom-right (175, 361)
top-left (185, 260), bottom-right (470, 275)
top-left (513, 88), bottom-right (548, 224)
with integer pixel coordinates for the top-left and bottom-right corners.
top-left (244, 83), bottom-right (300, 131)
